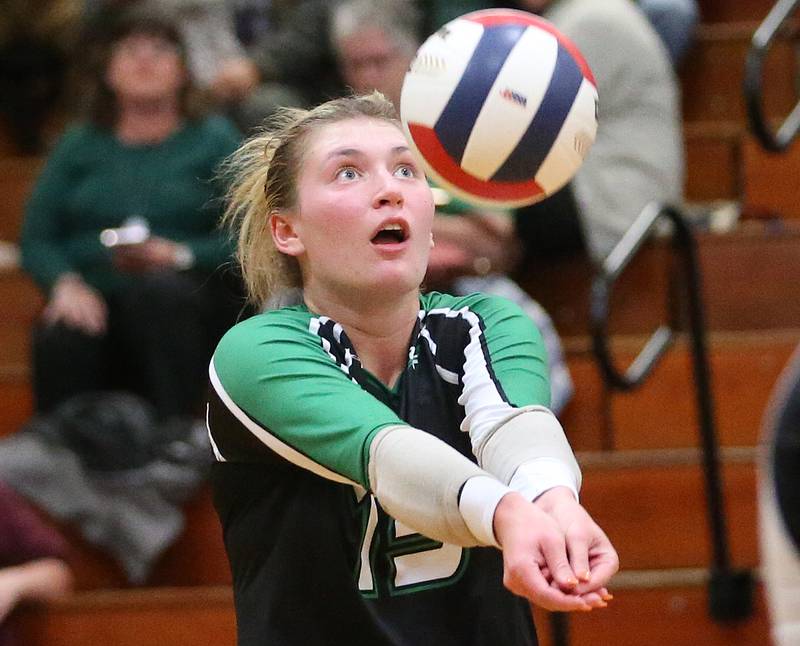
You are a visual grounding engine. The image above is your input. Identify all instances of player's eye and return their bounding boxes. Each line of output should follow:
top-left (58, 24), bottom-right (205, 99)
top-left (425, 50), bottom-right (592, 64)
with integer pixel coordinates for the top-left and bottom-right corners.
top-left (394, 164), bottom-right (416, 178)
top-left (336, 166), bottom-right (359, 181)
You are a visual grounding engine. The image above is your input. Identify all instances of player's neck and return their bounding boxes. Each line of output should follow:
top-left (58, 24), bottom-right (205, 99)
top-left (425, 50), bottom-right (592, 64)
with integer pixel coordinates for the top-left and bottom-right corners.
top-left (304, 288), bottom-right (420, 388)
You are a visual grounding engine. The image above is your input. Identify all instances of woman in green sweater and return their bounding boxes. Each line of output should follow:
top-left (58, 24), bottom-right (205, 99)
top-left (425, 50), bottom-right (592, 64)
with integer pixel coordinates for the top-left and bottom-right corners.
top-left (20, 8), bottom-right (243, 420)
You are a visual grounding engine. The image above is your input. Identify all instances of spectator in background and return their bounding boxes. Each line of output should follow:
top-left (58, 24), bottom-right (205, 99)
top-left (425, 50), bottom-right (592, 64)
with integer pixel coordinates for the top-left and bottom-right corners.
top-left (507, 0), bottom-right (684, 265)
top-left (81, 0), bottom-right (257, 119)
top-left (331, 0), bottom-right (573, 414)
top-left (226, 0), bottom-right (346, 131)
top-left (0, 481), bottom-right (72, 645)
top-left (20, 7), bottom-right (243, 422)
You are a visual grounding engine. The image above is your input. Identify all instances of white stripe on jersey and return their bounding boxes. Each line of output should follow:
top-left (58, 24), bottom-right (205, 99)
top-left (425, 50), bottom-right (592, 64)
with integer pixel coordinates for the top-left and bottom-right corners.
top-left (208, 361), bottom-right (358, 486)
top-left (206, 402), bottom-right (226, 461)
top-left (426, 307), bottom-right (518, 450)
top-left (310, 316), bottom-right (358, 381)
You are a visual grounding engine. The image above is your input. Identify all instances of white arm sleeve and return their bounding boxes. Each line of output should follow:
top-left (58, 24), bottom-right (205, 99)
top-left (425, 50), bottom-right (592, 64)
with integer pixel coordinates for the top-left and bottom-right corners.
top-left (473, 406), bottom-right (582, 501)
top-left (368, 425), bottom-right (511, 547)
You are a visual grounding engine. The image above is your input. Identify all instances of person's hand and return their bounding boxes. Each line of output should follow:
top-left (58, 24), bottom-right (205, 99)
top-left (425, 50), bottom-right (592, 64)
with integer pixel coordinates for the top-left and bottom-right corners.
top-left (492, 491), bottom-right (611, 612)
top-left (113, 237), bottom-right (190, 273)
top-left (426, 213), bottom-right (520, 288)
top-left (534, 487), bottom-right (619, 600)
top-left (44, 273), bottom-right (108, 336)
top-left (0, 567), bottom-right (23, 621)
top-left (0, 559), bottom-right (72, 621)
top-left (210, 57), bottom-right (260, 103)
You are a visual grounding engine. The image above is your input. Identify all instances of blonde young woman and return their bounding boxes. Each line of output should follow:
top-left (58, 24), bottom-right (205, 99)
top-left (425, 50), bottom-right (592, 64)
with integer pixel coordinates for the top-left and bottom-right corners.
top-left (209, 92), bottom-right (618, 645)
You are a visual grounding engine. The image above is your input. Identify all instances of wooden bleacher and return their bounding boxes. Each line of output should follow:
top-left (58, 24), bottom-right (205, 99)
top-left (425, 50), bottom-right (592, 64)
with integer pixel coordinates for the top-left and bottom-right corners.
top-left (3, 0), bottom-right (799, 642)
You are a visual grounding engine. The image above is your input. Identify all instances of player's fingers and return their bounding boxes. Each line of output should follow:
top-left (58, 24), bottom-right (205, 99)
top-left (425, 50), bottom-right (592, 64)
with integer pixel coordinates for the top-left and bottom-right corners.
top-left (565, 531), bottom-right (591, 584)
top-left (540, 533), bottom-right (578, 591)
top-left (577, 590), bottom-right (607, 609)
top-left (583, 545), bottom-right (620, 592)
top-left (507, 561), bottom-right (590, 612)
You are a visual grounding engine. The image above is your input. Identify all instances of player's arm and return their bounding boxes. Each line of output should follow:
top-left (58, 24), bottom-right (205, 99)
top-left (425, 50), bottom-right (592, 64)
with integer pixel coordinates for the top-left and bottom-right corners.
top-left (210, 312), bottom-right (612, 610)
top-left (454, 294), bottom-right (581, 498)
top-left (457, 295), bottom-right (618, 597)
top-left (209, 312), bottom-right (506, 547)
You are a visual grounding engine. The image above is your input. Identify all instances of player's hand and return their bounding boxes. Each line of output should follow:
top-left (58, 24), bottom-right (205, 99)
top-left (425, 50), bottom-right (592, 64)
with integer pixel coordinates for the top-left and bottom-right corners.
top-left (493, 492), bottom-right (606, 612)
top-left (534, 487), bottom-right (619, 598)
top-left (44, 273), bottom-right (108, 336)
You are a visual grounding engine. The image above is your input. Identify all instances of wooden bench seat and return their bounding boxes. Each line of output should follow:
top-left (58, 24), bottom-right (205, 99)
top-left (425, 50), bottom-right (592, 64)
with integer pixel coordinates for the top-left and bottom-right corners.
top-left (681, 21), bottom-right (798, 125)
top-left (12, 575), bottom-right (770, 646)
top-left (697, 0), bottom-right (779, 23)
top-left (44, 448), bottom-right (759, 592)
top-left (561, 329), bottom-right (797, 451)
top-left (518, 221), bottom-right (800, 337)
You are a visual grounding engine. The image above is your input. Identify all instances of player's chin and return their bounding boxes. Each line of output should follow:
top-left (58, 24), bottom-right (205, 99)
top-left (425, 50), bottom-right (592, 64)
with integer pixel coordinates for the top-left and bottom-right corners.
top-left (369, 262), bottom-right (427, 295)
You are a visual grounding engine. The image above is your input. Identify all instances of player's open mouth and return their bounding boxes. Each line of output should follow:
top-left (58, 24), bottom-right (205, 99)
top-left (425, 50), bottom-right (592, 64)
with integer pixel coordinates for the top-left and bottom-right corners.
top-left (371, 222), bottom-right (408, 245)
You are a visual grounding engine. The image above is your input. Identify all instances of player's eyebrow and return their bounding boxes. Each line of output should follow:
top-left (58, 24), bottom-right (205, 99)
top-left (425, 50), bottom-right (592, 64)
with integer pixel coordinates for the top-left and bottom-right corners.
top-left (325, 145), bottom-right (411, 161)
top-left (326, 147), bottom-right (362, 161)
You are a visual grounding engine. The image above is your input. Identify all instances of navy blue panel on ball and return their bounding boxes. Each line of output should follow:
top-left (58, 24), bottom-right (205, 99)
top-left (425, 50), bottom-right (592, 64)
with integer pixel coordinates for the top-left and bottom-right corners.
top-left (434, 24), bottom-right (526, 164)
top-left (492, 44), bottom-right (583, 183)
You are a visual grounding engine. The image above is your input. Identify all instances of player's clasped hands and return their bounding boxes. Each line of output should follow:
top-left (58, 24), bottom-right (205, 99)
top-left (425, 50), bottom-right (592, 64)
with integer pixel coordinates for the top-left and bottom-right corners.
top-left (493, 487), bottom-right (619, 612)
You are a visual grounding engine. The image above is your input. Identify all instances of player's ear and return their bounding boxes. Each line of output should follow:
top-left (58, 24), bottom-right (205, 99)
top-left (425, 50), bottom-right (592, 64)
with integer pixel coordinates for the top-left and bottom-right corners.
top-left (270, 210), bottom-right (305, 257)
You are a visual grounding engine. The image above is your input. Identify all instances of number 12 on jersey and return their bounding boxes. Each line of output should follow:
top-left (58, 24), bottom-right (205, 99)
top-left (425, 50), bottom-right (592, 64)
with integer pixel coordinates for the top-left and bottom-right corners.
top-left (354, 490), bottom-right (469, 597)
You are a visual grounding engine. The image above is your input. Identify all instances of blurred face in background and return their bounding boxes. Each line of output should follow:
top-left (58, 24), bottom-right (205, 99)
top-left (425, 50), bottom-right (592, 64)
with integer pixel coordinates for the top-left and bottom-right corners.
top-left (337, 26), bottom-right (414, 109)
top-left (106, 31), bottom-right (186, 103)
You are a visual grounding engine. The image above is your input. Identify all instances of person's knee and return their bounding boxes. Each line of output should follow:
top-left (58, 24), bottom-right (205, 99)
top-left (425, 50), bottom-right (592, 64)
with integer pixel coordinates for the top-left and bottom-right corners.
top-left (33, 321), bottom-right (104, 354)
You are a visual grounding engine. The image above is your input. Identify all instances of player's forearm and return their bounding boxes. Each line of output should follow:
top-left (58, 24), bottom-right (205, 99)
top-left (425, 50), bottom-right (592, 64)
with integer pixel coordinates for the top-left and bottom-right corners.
top-left (368, 425), bottom-right (511, 547)
top-left (474, 406), bottom-right (581, 501)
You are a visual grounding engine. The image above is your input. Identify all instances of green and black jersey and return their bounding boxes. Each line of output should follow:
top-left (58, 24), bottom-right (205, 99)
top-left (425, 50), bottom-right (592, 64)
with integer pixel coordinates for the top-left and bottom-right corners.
top-left (208, 291), bottom-right (551, 646)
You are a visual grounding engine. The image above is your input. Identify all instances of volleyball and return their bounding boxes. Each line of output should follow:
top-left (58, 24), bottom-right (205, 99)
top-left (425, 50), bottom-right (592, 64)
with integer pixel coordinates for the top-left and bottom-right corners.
top-left (400, 9), bottom-right (598, 209)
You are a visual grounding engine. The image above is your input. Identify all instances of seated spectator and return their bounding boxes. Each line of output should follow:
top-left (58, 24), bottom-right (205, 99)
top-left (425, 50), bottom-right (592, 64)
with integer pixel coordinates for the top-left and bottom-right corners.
top-left (20, 7), bottom-right (243, 422)
top-left (331, 0), bottom-right (573, 413)
top-left (510, 0), bottom-right (684, 264)
top-left (228, 0), bottom-right (346, 131)
top-left (81, 1), bottom-right (256, 116)
top-left (0, 481), bottom-right (72, 645)
top-left (417, 0), bottom-right (698, 68)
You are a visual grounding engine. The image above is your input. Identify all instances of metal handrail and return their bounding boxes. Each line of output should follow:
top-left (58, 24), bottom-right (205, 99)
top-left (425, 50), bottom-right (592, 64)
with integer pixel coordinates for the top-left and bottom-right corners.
top-left (590, 203), bottom-right (754, 622)
top-left (745, 0), bottom-right (800, 152)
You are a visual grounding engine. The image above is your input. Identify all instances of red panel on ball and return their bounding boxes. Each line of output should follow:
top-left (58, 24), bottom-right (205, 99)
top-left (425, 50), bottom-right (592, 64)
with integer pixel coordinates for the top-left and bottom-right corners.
top-left (407, 122), bottom-right (545, 203)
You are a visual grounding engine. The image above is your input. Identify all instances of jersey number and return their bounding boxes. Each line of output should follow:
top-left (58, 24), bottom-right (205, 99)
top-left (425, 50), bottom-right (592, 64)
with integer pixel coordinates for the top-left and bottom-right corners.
top-left (355, 493), bottom-right (467, 596)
